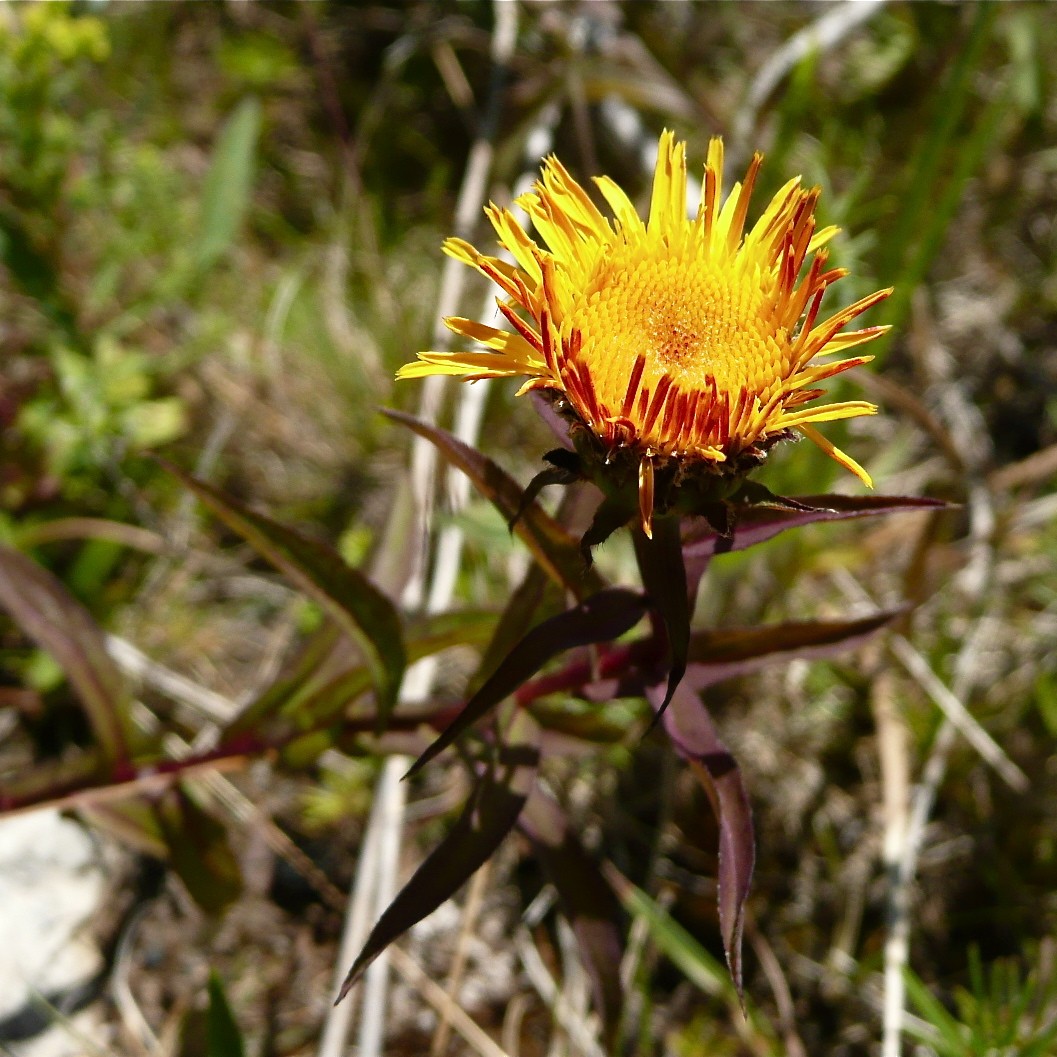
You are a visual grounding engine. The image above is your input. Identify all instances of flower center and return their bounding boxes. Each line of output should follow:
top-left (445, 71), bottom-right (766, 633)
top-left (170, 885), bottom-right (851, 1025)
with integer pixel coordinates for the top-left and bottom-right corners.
top-left (566, 239), bottom-right (788, 444)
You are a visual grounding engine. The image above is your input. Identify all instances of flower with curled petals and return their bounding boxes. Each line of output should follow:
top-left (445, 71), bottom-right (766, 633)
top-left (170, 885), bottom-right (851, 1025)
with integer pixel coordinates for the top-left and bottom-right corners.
top-left (399, 131), bottom-right (891, 537)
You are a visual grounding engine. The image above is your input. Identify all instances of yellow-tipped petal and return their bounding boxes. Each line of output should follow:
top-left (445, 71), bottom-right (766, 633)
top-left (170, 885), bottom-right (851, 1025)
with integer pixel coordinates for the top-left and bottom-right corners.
top-left (400, 132), bottom-right (889, 523)
top-left (798, 422), bottom-right (873, 487)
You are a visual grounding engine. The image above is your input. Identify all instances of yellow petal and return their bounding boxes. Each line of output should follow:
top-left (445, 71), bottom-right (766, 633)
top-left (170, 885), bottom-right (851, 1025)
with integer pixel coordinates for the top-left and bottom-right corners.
top-left (798, 423), bottom-right (873, 487)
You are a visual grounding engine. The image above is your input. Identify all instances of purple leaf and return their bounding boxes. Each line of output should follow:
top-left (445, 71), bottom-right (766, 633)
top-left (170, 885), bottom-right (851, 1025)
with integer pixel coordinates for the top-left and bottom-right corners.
top-left (0, 542), bottom-right (132, 763)
top-left (470, 563), bottom-right (549, 695)
top-left (685, 608), bottom-right (906, 690)
top-left (683, 494), bottom-right (949, 562)
top-left (520, 788), bottom-right (625, 1035)
top-left (648, 683), bottom-right (754, 999)
top-left (337, 710), bottom-right (541, 1002)
top-left (633, 517), bottom-right (689, 720)
top-left (165, 466), bottom-right (406, 730)
top-left (406, 588), bottom-right (647, 778)
top-left (384, 408), bottom-right (603, 599)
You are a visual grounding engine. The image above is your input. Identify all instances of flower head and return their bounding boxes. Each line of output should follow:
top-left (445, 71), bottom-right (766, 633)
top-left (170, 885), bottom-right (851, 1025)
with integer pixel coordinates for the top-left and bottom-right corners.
top-left (400, 131), bottom-right (891, 535)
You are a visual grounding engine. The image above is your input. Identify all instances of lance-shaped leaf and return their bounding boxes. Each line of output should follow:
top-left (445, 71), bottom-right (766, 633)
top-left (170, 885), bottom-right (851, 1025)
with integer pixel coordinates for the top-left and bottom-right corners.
top-left (156, 785), bottom-right (243, 915)
top-left (470, 562), bottom-right (549, 695)
top-left (633, 516), bottom-right (689, 721)
top-left (0, 542), bottom-right (133, 763)
top-left (406, 588), bottom-right (647, 778)
top-left (384, 408), bottom-right (602, 599)
top-left (647, 683), bottom-right (754, 1000)
top-left (337, 711), bottom-right (541, 1002)
top-left (166, 466), bottom-right (405, 730)
top-left (682, 493), bottom-right (949, 562)
top-left (519, 788), bottom-right (625, 1037)
top-left (196, 97), bottom-right (261, 274)
top-left (684, 607), bottom-right (907, 690)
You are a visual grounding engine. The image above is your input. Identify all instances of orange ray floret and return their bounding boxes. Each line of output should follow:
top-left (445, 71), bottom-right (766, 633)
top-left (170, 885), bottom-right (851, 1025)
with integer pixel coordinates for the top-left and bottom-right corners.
top-left (399, 131), bottom-right (891, 533)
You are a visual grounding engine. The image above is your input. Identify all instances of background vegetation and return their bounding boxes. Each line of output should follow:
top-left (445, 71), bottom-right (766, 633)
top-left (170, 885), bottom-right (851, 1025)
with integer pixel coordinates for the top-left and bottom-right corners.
top-left (1, 2), bottom-right (1055, 1055)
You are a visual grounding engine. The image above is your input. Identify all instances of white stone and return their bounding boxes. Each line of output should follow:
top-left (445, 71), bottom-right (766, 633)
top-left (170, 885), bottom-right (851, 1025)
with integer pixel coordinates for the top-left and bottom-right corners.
top-left (0, 810), bottom-right (107, 1052)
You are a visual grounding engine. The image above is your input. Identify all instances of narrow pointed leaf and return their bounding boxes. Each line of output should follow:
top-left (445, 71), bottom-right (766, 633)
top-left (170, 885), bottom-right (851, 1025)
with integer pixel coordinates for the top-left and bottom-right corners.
top-left (470, 562), bottom-right (549, 694)
top-left (574, 609), bottom-right (904, 702)
top-left (197, 97), bottom-right (261, 273)
top-left (156, 785), bottom-right (243, 915)
top-left (607, 868), bottom-right (734, 998)
top-left (685, 608), bottom-right (906, 689)
top-left (166, 466), bottom-right (405, 729)
top-left (682, 494), bottom-right (949, 561)
top-left (520, 788), bottom-right (625, 1036)
top-left (648, 683), bottom-right (754, 999)
top-left (179, 971), bottom-right (247, 1057)
top-left (606, 868), bottom-right (780, 1045)
top-left (0, 542), bottom-right (132, 763)
top-left (634, 516), bottom-right (689, 719)
top-left (205, 972), bottom-right (246, 1057)
top-left (338, 711), bottom-right (540, 1001)
top-left (384, 408), bottom-right (602, 598)
top-left (406, 588), bottom-right (647, 778)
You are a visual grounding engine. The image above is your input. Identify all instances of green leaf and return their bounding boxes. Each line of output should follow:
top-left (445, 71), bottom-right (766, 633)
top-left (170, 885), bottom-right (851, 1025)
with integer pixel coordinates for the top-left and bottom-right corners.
top-left (206, 973), bottom-right (246, 1057)
top-left (904, 968), bottom-right (968, 1053)
top-left (0, 207), bottom-right (80, 343)
top-left (609, 869), bottom-right (735, 999)
top-left (0, 542), bottom-right (132, 763)
top-left (196, 97), bottom-right (261, 272)
top-left (179, 972), bottom-right (247, 1057)
top-left (337, 710), bottom-right (541, 1002)
top-left (167, 466), bottom-right (405, 731)
top-left (156, 786), bottom-right (243, 915)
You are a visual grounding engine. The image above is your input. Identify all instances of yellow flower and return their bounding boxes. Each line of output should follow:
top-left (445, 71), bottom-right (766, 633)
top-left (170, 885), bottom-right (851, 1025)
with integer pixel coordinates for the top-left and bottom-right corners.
top-left (399, 131), bottom-right (891, 536)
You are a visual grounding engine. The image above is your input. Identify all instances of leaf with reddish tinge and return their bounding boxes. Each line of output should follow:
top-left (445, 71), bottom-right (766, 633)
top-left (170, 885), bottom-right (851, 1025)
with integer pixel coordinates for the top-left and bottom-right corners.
top-left (685, 608), bottom-right (906, 690)
top-left (574, 609), bottom-right (902, 705)
top-left (633, 517), bottom-right (689, 721)
top-left (337, 711), bottom-right (541, 1002)
top-left (384, 408), bottom-right (602, 599)
top-left (167, 466), bottom-right (405, 730)
top-left (406, 588), bottom-right (647, 778)
top-left (682, 493), bottom-right (949, 563)
top-left (520, 788), bottom-right (625, 1037)
top-left (0, 542), bottom-right (132, 763)
top-left (648, 683), bottom-right (754, 1000)
top-left (470, 563), bottom-right (549, 695)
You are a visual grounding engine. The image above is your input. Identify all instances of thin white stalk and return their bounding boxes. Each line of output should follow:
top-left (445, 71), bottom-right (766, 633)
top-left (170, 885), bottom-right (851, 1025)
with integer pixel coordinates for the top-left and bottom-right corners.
top-left (319, 6), bottom-right (521, 1057)
top-left (318, 773), bottom-right (392, 1057)
top-left (356, 757), bottom-right (409, 1057)
top-left (732, 0), bottom-right (890, 156)
top-left (105, 635), bottom-right (237, 724)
